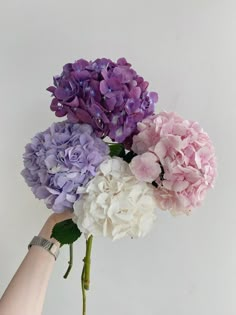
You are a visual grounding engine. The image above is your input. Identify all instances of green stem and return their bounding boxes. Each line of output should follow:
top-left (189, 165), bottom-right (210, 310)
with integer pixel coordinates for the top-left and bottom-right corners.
top-left (81, 266), bottom-right (86, 315)
top-left (83, 236), bottom-right (93, 290)
top-left (63, 243), bottom-right (73, 279)
top-left (81, 235), bottom-right (93, 315)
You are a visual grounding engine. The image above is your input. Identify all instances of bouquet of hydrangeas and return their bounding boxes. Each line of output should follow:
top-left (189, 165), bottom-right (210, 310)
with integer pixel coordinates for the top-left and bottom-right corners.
top-left (21, 57), bottom-right (217, 315)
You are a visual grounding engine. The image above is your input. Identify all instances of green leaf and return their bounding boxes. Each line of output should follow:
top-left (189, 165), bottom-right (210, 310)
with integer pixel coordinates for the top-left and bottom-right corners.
top-left (109, 143), bottom-right (126, 157)
top-left (51, 219), bottom-right (82, 246)
top-left (123, 150), bottom-right (137, 163)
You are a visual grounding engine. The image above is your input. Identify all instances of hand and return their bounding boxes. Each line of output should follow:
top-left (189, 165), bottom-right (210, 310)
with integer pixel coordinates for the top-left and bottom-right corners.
top-left (38, 209), bottom-right (74, 246)
top-left (47, 209), bottom-right (74, 226)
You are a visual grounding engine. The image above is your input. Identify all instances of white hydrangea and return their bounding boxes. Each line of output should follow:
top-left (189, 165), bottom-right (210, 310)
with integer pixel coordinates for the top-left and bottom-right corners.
top-left (73, 157), bottom-right (157, 240)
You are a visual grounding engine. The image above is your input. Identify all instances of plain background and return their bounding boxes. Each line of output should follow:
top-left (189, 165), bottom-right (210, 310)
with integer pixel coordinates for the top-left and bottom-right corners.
top-left (0, 1), bottom-right (235, 314)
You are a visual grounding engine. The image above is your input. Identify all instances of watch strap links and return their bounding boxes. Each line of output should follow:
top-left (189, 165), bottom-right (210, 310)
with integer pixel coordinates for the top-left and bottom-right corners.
top-left (28, 236), bottom-right (59, 260)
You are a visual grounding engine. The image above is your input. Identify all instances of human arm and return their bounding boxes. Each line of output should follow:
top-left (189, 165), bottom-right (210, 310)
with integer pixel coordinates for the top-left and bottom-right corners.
top-left (0, 210), bottom-right (72, 315)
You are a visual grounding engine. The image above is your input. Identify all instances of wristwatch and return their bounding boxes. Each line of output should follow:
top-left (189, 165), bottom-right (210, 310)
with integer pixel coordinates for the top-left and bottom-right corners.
top-left (28, 236), bottom-right (60, 260)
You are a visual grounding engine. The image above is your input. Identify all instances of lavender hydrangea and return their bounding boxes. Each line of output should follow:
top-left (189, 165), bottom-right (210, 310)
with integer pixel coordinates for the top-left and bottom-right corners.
top-left (21, 121), bottom-right (109, 212)
top-left (47, 58), bottom-right (158, 144)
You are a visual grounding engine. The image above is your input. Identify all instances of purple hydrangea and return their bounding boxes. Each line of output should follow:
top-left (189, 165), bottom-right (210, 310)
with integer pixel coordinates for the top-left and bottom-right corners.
top-left (47, 57), bottom-right (158, 144)
top-left (21, 121), bottom-right (109, 212)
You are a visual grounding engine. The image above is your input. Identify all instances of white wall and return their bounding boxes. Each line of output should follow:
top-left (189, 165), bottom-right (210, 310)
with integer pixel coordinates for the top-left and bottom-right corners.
top-left (0, 1), bottom-right (235, 314)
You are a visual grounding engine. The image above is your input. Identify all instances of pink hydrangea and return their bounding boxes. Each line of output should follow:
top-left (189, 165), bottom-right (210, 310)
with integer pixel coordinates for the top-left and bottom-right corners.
top-left (129, 152), bottom-right (161, 182)
top-left (130, 112), bottom-right (217, 214)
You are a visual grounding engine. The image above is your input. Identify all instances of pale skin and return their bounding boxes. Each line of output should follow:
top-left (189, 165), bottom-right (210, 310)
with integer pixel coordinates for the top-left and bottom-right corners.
top-left (0, 210), bottom-right (73, 315)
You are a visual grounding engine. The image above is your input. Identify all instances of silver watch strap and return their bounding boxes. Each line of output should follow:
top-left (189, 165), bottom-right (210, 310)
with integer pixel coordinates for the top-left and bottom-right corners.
top-left (28, 236), bottom-right (60, 260)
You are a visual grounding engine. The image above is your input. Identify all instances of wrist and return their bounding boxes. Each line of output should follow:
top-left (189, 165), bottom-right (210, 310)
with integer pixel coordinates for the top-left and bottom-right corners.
top-left (28, 236), bottom-right (60, 260)
top-left (38, 218), bottom-right (61, 247)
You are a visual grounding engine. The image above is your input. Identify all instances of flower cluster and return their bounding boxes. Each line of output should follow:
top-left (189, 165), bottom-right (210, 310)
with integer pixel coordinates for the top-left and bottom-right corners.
top-left (130, 112), bottom-right (217, 214)
top-left (73, 157), bottom-right (157, 240)
top-left (22, 121), bottom-right (109, 212)
top-left (47, 58), bottom-right (158, 143)
top-left (22, 56), bottom-right (217, 242)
